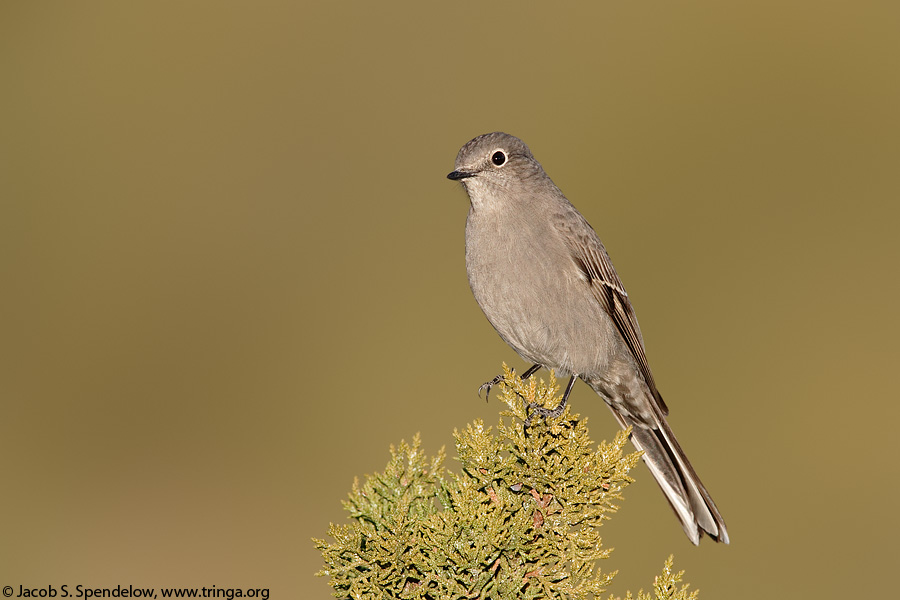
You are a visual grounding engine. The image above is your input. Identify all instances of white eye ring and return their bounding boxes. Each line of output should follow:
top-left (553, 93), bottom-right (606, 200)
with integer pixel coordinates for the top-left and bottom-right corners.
top-left (490, 150), bottom-right (507, 167)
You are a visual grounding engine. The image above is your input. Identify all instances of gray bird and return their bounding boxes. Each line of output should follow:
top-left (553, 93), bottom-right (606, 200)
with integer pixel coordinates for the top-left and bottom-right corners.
top-left (448, 132), bottom-right (729, 545)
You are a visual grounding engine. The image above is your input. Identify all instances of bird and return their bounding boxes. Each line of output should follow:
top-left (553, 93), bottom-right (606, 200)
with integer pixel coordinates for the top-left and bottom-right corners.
top-left (447, 132), bottom-right (729, 544)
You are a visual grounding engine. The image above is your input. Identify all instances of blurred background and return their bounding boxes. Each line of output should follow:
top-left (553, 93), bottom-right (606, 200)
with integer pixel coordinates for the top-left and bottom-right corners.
top-left (2, 1), bottom-right (898, 597)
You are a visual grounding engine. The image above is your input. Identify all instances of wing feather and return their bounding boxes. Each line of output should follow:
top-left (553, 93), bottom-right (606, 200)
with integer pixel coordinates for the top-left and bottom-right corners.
top-left (556, 212), bottom-right (669, 415)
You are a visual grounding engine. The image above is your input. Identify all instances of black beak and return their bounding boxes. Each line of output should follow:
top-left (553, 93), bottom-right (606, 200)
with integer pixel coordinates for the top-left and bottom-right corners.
top-left (447, 170), bottom-right (474, 181)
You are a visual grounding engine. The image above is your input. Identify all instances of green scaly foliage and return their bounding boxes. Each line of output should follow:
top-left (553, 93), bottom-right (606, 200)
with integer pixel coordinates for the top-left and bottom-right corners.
top-left (314, 365), bottom-right (700, 600)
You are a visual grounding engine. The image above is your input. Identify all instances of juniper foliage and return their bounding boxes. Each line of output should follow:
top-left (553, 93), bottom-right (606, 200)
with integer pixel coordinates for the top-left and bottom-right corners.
top-left (315, 365), bottom-right (699, 600)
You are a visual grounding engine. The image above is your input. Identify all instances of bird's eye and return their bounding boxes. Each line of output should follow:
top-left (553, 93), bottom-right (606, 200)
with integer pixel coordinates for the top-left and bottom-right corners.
top-left (491, 150), bottom-right (507, 166)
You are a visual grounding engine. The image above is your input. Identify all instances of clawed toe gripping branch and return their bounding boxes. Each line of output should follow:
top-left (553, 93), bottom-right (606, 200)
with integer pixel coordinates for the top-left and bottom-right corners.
top-left (482, 365), bottom-right (577, 431)
top-left (314, 364), bottom-right (701, 600)
top-left (479, 363), bottom-right (542, 401)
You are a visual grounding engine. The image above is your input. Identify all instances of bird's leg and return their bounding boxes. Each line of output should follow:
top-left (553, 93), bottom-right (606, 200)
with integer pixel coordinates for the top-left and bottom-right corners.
top-left (525, 375), bottom-right (577, 428)
top-left (478, 363), bottom-right (542, 401)
top-left (520, 363), bottom-right (542, 380)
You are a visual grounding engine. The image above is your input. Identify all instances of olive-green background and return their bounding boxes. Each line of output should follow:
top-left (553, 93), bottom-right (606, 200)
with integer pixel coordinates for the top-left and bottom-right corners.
top-left (3, 1), bottom-right (898, 597)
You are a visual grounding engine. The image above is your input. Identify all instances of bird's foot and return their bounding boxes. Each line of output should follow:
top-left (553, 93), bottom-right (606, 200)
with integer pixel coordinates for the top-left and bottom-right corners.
top-left (523, 374), bottom-right (577, 431)
top-left (478, 374), bottom-right (505, 402)
top-left (524, 396), bottom-right (569, 429)
top-left (478, 364), bottom-right (542, 402)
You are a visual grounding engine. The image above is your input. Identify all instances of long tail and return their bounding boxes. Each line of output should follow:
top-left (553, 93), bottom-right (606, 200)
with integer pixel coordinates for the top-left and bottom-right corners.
top-left (606, 405), bottom-right (729, 545)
